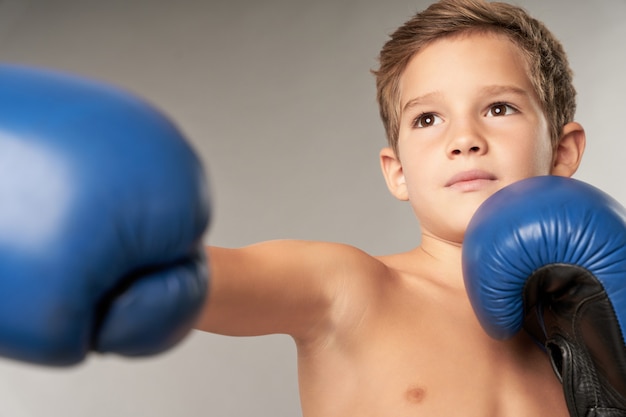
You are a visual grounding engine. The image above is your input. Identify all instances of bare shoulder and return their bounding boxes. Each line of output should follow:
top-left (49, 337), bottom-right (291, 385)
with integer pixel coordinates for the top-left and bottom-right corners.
top-left (306, 246), bottom-right (461, 345)
top-left (296, 244), bottom-right (425, 349)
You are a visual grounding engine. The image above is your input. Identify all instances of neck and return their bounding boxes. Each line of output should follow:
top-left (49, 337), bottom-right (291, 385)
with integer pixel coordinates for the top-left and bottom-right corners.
top-left (420, 231), bottom-right (462, 260)
top-left (416, 232), bottom-right (466, 289)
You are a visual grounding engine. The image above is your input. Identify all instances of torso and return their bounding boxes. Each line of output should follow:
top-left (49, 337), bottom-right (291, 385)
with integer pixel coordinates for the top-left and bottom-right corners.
top-left (295, 248), bottom-right (569, 417)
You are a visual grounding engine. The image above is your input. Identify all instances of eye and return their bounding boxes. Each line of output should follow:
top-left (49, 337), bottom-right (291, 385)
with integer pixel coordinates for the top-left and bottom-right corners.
top-left (413, 112), bottom-right (443, 128)
top-left (487, 103), bottom-right (517, 117)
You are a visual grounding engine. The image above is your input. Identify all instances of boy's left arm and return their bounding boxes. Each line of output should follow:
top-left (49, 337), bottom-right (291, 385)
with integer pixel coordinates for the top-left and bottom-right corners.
top-left (463, 176), bottom-right (626, 417)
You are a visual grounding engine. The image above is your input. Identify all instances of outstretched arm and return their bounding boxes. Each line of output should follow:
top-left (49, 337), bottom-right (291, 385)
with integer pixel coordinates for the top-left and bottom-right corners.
top-left (196, 240), bottom-right (386, 344)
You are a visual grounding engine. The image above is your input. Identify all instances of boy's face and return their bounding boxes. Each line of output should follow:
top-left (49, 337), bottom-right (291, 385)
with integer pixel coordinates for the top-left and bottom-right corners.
top-left (384, 31), bottom-right (555, 244)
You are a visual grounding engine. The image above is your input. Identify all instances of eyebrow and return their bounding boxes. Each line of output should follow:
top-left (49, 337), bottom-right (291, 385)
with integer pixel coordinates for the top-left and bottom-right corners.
top-left (401, 85), bottom-right (531, 114)
top-left (480, 85), bottom-right (530, 99)
top-left (402, 91), bottom-right (443, 114)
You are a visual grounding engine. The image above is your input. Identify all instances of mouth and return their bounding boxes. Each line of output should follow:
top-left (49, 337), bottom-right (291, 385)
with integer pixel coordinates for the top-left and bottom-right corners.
top-left (445, 170), bottom-right (498, 191)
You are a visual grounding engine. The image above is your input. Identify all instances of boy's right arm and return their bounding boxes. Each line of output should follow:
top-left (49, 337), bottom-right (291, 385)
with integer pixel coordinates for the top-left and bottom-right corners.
top-left (195, 240), bottom-right (387, 344)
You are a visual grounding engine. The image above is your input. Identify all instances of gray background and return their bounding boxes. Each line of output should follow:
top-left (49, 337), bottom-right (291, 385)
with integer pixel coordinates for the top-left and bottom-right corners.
top-left (0, 0), bottom-right (624, 416)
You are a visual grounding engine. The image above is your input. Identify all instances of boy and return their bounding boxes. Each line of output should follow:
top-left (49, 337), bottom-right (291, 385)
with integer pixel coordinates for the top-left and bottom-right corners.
top-left (196, 0), bottom-right (586, 415)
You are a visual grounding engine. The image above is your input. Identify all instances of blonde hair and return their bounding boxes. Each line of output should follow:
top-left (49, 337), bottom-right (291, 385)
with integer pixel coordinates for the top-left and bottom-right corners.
top-left (373, 0), bottom-right (576, 156)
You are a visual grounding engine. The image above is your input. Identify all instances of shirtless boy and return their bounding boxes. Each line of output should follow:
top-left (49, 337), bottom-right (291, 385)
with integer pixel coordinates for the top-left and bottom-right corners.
top-left (6, 0), bottom-right (626, 414)
top-left (196, 0), bottom-right (587, 416)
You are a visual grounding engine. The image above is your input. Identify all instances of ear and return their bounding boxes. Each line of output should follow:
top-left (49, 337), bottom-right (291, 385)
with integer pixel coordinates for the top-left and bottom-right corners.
top-left (380, 147), bottom-right (409, 201)
top-left (550, 122), bottom-right (586, 177)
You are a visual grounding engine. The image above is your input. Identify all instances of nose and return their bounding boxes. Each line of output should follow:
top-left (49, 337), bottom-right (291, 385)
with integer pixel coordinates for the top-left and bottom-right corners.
top-left (447, 120), bottom-right (488, 158)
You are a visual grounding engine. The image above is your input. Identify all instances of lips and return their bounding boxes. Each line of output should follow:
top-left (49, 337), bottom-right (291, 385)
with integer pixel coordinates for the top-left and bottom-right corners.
top-left (445, 170), bottom-right (497, 189)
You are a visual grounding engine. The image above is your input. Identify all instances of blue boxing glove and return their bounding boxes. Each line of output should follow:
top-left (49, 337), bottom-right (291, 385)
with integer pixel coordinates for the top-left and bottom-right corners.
top-left (0, 64), bottom-right (211, 366)
top-left (463, 176), bottom-right (626, 417)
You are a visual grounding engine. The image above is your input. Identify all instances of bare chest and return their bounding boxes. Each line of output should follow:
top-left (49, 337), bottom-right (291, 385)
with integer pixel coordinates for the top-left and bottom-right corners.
top-left (296, 288), bottom-right (568, 417)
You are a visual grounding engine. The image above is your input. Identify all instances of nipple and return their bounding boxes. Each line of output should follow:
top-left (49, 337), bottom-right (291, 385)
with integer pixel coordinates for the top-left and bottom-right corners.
top-left (405, 385), bottom-right (427, 404)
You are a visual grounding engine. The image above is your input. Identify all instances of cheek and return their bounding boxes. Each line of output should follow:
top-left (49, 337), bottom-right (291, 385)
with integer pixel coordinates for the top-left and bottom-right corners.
top-left (401, 154), bottom-right (438, 194)
top-left (529, 118), bottom-right (555, 172)
top-left (530, 136), bottom-right (555, 174)
top-left (507, 127), bottom-right (554, 176)
top-left (401, 162), bottom-right (436, 214)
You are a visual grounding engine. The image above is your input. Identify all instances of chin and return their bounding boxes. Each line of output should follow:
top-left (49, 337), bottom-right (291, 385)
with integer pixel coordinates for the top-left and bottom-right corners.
top-left (454, 215), bottom-right (474, 244)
